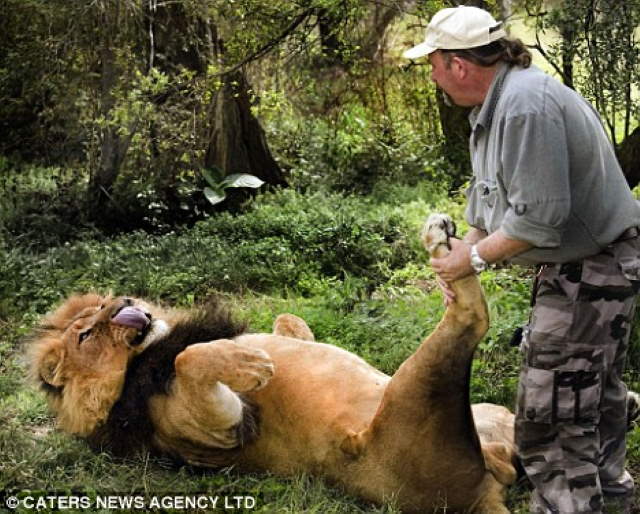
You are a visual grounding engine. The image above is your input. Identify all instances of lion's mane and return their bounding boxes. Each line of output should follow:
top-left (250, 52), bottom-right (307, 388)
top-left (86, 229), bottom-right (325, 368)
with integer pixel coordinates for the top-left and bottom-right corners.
top-left (84, 301), bottom-right (258, 460)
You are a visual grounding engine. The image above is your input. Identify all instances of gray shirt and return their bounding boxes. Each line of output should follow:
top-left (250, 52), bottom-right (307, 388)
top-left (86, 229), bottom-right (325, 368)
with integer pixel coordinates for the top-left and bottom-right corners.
top-left (465, 63), bottom-right (640, 265)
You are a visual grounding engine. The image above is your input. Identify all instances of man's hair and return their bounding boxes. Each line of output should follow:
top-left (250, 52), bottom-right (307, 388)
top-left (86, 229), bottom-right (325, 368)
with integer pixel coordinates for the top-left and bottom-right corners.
top-left (441, 38), bottom-right (532, 69)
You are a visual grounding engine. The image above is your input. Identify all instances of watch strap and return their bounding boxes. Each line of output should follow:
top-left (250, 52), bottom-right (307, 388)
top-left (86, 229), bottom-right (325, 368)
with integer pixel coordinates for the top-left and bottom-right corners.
top-left (470, 244), bottom-right (488, 273)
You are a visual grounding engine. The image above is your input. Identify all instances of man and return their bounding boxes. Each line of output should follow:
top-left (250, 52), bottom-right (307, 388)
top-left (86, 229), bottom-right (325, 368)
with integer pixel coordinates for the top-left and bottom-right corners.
top-left (403, 6), bottom-right (640, 514)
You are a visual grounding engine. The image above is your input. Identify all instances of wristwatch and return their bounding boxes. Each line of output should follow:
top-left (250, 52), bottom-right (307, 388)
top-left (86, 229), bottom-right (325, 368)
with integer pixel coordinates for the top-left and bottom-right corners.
top-left (470, 244), bottom-right (488, 273)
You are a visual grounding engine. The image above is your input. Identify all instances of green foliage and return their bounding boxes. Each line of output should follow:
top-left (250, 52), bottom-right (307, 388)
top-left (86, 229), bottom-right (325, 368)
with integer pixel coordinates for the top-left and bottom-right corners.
top-left (0, 0), bottom-right (449, 231)
top-left (0, 188), bottom-right (418, 319)
top-left (0, 164), bottom-right (97, 250)
top-left (522, 0), bottom-right (640, 144)
top-left (272, 108), bottom-right (447, 194)
top-left (201, 167), bottom-right (265, 205)
top-left (256, 50), bottom-right (448, 194)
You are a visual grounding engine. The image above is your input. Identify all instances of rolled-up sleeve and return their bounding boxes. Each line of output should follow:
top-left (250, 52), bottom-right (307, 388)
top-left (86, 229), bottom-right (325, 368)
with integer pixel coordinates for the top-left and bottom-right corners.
top-left (500, 112), bottom-right (571, 248)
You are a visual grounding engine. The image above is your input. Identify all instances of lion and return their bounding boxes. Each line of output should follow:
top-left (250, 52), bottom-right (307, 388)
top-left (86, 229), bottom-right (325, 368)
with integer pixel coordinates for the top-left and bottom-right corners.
top-left (29, 214), bottom-right (518, 513)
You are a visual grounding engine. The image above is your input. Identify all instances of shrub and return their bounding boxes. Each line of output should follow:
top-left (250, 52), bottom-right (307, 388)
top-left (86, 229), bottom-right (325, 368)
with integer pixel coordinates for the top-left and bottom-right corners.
top-left (0, 188), bottom-right (421, 319)
top-left (264, 104), bottom-right (448, 194)
top-left (0, 164), bottom-right (98, 250)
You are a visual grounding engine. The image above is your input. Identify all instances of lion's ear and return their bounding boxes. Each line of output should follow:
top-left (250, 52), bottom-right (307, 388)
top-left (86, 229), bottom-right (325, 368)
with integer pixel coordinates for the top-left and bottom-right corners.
top-left (37, 341), bottom-right (66, 389)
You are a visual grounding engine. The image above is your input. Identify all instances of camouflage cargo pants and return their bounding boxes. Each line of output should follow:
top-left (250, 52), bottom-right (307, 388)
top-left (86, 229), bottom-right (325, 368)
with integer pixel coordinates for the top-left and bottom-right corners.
top-left (515, 235), bottom-right (640, 514)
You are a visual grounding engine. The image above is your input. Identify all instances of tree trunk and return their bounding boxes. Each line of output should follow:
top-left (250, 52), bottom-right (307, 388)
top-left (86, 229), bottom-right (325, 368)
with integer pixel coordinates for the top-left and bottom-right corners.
top-left (313, 1), bottom-right (417, 69)
top-left (317, 8), bottom-right (344, 65)
top-left (499, 0), bottom-right (512, 19)
top-left (436, 92), bottom-right (472, 191)
top-left (559, 22), bottom-right (575, 89)
top-left (88, 31), bottom-right (135, 213)
top-left (616, 127), bottom-right (640, 189)
top-left (205, 71), bottom-right (286, 186)
top-left (153, 7), bottom-right (285, 189)
top-left (359, 0), bottom-right (417, 63)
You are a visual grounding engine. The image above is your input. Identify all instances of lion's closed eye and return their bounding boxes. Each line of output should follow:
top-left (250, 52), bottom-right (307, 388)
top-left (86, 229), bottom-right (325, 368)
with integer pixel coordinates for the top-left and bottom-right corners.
top-left (78, 329), bottom-right (92, 343)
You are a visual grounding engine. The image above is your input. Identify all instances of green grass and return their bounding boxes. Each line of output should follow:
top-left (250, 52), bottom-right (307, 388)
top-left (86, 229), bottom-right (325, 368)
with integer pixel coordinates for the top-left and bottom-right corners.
top-left (1, 183), bottom-right (638, 513)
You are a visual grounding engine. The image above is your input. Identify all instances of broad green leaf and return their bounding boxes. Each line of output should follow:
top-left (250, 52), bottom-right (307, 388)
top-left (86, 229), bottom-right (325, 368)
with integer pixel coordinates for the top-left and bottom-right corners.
top-left (203, 186), bottom-right (226, 205)
top-left (221, 173), bottom-right (265, 189)
top-left (201, 167), bottom-right (223, 189)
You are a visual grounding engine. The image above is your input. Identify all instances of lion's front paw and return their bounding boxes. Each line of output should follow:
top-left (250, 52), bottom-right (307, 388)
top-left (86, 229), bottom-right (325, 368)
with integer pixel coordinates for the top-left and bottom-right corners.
top-left (176, 340), bottom-right (275, 393)
top-left (214, 342), bottom-right (275, 393)
top-left (421, 213), bottom-right (456, 256)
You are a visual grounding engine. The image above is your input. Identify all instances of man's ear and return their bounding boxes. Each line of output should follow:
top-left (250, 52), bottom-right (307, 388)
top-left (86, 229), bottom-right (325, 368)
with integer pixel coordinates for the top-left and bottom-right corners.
top-left (36, 341), bottom-right (66, 389)
top-left (451, 56), bottom-right (467, 79)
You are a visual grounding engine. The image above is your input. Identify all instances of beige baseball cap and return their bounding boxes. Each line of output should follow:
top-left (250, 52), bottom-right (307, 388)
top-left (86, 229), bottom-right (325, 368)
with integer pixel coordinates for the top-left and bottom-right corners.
top-left (403, 6), bottom-right (507, 60)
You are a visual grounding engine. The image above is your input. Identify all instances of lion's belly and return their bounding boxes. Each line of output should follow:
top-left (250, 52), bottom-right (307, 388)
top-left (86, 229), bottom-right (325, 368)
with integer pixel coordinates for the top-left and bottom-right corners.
top-left (233, 334), bottom-right (389, 474)
top-left (226, 335), bottom-right (510, 513)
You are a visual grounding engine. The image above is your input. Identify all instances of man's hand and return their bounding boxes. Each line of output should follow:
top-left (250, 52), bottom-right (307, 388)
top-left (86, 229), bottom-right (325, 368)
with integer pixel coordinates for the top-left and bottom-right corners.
top-left (429, 229), bottom-right (533, 305)
top-left (435, 274), bottom-right (456, 306)
top-left (430, 238), bottom-right (475, 282)
top-left (430, 238), bottom-right (476, 305)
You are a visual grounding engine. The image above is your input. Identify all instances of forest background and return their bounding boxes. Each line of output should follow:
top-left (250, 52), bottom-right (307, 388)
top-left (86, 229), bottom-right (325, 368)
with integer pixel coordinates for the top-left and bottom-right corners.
top-left (1, 0), bottom-right (640, 512)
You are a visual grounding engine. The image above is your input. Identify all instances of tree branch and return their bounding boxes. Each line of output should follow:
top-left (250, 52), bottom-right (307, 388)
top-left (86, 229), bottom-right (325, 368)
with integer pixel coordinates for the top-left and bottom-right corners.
top-left (213, 8), bottom-right (316, 78)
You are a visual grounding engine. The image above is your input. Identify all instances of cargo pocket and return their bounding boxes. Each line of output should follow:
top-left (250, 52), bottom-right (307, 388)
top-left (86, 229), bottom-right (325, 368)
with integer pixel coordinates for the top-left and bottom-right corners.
top-left (619, 254), bottom-right (640, 291)
top-left (519, 340), bottom-right (603, 425)
top-left (478, 180), bottom-right (498, 209)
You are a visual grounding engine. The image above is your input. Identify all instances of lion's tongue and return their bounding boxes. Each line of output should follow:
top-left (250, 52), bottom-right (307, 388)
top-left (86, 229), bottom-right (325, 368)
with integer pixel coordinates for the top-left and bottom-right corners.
top-left (112, 307), bottom-right (149, 331)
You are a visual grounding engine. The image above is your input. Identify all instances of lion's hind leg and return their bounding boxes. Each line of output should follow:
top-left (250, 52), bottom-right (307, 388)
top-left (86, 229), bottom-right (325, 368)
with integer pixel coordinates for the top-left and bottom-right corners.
top-left (471, 472), bottom-right (511, 514)
top-left (421, 213), bottom-right (457, 258)
top-left (340, 213), bottom-right (495, 511)
top-left (482, 442), bottom-right (517, 486)
top-left (273, 314), bottom-right (315, 341)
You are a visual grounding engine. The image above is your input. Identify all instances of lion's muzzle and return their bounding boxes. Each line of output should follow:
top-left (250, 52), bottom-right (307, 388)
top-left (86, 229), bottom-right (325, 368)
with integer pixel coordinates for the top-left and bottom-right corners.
top-left (111, 304), bottom-right (152, 346)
